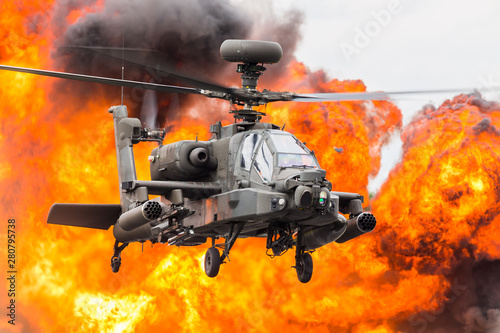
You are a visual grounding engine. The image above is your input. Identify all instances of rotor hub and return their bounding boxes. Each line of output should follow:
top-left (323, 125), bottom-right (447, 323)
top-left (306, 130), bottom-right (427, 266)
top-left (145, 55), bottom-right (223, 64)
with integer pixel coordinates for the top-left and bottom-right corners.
top-left (229, 106), bottom-right (266, 122)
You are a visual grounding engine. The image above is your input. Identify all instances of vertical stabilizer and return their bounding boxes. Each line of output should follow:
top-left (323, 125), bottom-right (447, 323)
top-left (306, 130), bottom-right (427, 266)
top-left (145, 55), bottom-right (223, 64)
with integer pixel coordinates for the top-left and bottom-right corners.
top-left (109, 105), bottom-right (147, 212)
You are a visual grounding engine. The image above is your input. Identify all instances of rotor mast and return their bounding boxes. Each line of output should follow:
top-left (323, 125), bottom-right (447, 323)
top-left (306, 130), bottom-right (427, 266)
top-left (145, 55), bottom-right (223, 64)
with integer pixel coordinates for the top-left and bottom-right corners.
top-left (220, 40), bottom-right (283, 123)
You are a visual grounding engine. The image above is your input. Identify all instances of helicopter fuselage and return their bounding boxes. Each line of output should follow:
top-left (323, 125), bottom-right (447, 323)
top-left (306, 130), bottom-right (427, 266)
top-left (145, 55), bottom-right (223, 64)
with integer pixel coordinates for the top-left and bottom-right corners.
top-left (109, 105), bottom-right (375, 252)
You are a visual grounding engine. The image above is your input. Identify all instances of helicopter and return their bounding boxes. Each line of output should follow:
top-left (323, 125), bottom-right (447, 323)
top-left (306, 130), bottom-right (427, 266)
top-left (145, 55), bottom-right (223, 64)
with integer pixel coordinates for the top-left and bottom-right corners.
top-left (0, 39), bottom-right (388, 283)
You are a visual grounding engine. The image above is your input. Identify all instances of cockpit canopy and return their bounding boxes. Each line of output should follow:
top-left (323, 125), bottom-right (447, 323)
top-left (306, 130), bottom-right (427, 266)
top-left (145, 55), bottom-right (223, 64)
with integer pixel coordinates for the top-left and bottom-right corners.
top-left (238, 130), bottom-right (319, 183)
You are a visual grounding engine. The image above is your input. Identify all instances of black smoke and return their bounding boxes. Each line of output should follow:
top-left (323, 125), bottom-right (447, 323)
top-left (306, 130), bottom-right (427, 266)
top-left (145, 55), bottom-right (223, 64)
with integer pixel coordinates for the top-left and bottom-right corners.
top-left (50, 0), bottom-right (303, 126)
top-left (395, 260), bottom-right (500, 333)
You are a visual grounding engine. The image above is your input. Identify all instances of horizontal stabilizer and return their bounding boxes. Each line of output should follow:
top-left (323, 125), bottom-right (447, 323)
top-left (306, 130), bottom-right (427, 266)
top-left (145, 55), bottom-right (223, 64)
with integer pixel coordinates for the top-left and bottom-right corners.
top-left (47, 203), bottom-right (122, 230)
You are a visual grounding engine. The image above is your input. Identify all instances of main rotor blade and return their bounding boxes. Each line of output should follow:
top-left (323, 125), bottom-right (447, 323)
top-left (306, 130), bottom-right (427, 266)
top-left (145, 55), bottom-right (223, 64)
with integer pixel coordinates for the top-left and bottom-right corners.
top-left (62, 46), bottom-right (233, 94)
top-left (292, 92), bottom-right (389, 102)
top-left (291, 88), bottom-right (492, 103)
top-left (0, 64), bottom-right (201, 95)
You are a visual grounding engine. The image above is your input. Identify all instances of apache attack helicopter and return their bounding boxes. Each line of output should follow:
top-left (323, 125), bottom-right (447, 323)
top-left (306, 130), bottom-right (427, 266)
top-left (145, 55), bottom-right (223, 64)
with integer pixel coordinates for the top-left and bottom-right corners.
top-left (0, 40), bottom-right (386, 283)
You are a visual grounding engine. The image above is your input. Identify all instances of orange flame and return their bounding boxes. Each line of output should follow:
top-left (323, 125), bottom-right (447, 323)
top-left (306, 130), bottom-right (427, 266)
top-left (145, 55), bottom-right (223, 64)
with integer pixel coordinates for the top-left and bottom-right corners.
top-left (2, 2), bottom-right (500, 333)
top-left (373, 94), bottom-right (500, 273)
top-left (371, 94), bottom-right (500, 331)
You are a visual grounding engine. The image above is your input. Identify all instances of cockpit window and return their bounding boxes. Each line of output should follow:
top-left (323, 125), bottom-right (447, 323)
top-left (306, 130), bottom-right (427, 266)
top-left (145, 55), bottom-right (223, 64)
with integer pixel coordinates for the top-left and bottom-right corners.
top-left (240, 133), bottom-right (261, 171)
top-left (270, 133), bottom-right (318, 168)
top-left (254, 141), bottom-right (273, 182)
top-left (278, 154), bottom-right (317, 168)
top-left (271, 134), bottom-right (308, 154)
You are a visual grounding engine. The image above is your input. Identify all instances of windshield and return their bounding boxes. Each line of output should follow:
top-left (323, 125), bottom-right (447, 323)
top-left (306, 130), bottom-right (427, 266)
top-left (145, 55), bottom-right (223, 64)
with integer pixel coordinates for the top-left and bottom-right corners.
top-left (271, 134), bottom-right (308, 154)
top-left (277, 153), bottom-right (317, 168)
top-left (240, 133), bottom-right (261, 171)
top-left (270, 133), bottom-right (318, 168)
top-left (254, 141), bottom-right (273, 182)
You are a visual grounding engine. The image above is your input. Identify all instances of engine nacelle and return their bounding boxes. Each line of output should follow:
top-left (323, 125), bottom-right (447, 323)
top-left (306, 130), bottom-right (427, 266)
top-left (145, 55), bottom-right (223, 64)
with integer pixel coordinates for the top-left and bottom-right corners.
top-left (150, 141), bottom-right (217, 181)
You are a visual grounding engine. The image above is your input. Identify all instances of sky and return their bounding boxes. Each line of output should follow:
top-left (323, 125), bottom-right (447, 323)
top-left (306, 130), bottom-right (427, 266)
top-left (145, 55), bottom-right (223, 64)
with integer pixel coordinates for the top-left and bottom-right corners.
top-left (279, 0), bottom-right (500, 106)
top-left (267, 0), bottom-right (500, 191)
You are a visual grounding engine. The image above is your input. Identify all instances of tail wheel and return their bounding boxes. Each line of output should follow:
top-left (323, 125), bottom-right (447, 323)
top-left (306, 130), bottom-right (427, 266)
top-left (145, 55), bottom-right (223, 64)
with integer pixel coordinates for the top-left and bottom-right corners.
top-left (111, 256), bottom-right (121, 273)
top-left (110, 241), bottom-right (128, 273)
top-left (205, 247), bottom-right (221, 278)
top-left (296, 253), bottom-right (313, 283)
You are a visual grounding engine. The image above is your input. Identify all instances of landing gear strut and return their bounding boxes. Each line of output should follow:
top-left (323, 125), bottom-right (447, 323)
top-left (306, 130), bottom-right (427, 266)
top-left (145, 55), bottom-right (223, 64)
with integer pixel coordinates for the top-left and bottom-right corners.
top-left (204, 223), bottom-right (245, 278)
top-left (294, 227), bottom-right (313, 283)
top-left (111, 241), bottom-right (129, 273)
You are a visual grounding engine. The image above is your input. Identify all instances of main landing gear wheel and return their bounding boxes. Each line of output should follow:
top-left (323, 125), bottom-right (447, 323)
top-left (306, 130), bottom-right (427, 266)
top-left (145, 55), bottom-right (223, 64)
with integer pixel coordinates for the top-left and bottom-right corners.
top-left (296, 252), bottom-right (313, 283)
top-left (294, 227), bottom-right (313, 283)
top-left (205, 247), bottom-right (221, 278)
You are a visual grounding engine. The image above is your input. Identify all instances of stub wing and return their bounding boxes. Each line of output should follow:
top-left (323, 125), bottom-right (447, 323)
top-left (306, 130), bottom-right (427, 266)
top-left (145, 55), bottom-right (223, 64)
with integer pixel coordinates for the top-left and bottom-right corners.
top-left (47, 203), bottom-right (122, 230)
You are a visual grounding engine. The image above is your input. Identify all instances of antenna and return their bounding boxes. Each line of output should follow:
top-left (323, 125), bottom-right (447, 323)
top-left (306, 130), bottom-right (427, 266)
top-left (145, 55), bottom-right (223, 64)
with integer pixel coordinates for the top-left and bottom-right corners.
top-left (121, 25), bottom-right (125, 105)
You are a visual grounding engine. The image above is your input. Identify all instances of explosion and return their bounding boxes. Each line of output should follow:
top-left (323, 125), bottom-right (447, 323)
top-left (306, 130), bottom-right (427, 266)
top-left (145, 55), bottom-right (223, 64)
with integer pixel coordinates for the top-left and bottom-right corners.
top-left (374, 94), bottom-right (500, 332)
top-left (1, 1), bottom-right (499, 333)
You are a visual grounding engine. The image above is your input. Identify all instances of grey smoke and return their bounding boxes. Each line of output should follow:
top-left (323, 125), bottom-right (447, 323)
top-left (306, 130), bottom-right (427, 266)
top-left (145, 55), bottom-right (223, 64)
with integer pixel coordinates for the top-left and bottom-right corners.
top-left (51, 0), bottom-right (303, 125)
